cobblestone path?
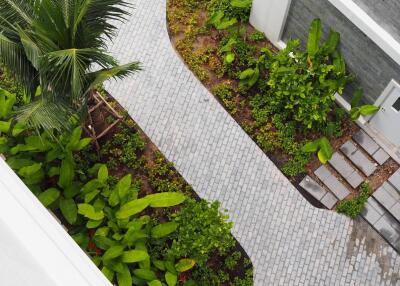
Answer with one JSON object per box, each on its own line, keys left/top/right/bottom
{"left": 105, "top": 1, "right": 400, "bottom": 284}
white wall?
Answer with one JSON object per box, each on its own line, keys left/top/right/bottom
{"left": 0, "top": 158, "right": 112, "bottom": 286}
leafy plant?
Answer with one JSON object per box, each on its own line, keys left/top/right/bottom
{"left": 169, "top": 199, "right": 235, "bottom": 266}
{"left": 266, "top": 19, "right": 353, "bottom": 129}
{"left": 337, "top": 182, "right": 370, "bottom": 218}
{"left": 208, "top": 10, "right": 238, "bottom": 30}
{"left": 0, "top": 0, "right": 140, "bottom": 132}
{"left": 302, "top": 137, "right": 333, "bottom": 164}
{"left": 349, "top": 89, "right": 379, "bottom": 120}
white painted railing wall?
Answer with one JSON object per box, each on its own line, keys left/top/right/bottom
{"left": 0, "top": 158, "right": 112, "bottom": 286}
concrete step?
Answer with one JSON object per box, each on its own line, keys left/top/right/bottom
{"left": 299, "top": 176, "right": 338, "bottom": 209}
{"left": 340, "top": 140, "right": 377, "bottom": 177}
{"left": 314, "top": 165, "right": 351, "bottom": 200}
{"left": 353, "top": 130, "right": 390, "bottom": 165}
{"left": 372, "top": 181, "right": 400, "bottom": 223}
{"left": 328, "top": 152, "right": 364, "bottom": 189}
{"left": 362, "top": 197, "right": 400, "bottom": 252}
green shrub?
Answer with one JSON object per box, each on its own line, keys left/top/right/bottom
{"left": 207, "top": 0, "right": 252, "bottom": 23}
{"left": 100, "top": 125, "right": 145, "bottom": 170}
{"left": 169, "top": 199, "right": 235, "bottom": 266}
{"left": 266, "top": 19, "right": 353, "bottom": 130}
{"left": 249, "top": 30, "right": 266, "bottom": 41}
{"left": 337, "top": 182, "right": 370, "bottom": 218}
{"left": 212, "top": 82, "right": 238, "bottom": 113}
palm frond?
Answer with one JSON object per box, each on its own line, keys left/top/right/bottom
{"left": 0, "top": 33, "right": 38, "bottom": 94}
{"left": 0, "top": 0, "right": 34, "bottom": 27}
{"left": 87, "top": 61, "right": 141, "bottom": 91}
{"left": 14, "top": 96, "right": 76, "bottom": 134}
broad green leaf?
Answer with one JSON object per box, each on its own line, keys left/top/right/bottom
{"left": 350, "top": 107, "right": 361, "bottom": 121}
{"left": 86, "top": 219, "right": 103, "bottom": 229}
{"left": 98, "top": 165, "right": 108, "bottom": 184}
{"left": 216, "top": 17, "right": 238, "bottom": 30}
{"left": 145, "top": 192, "right": 186, "bottom": 208}
{"left": 58, "top": 157, "right": 74, "bottom": 189}
{"left": 0, "top": 121, "right": 10, "bottom": 133}
{"left": 153, "top": 260, "right": 165, "bottom": 271}
{"left": 60, "top": 198, "right": 77, "bottom": 224}
{"left": 66, "top": 127, "right": 82, "bottom": 151}
{"left": 175, "top": 259, "right": 196, "bottom": 272}
{"left": 165, "top": 261, "right": 177, "bottom": 275}
{"left": 94, "top": 227, "right": 110, "bottom": 237}
{"left": 116, "top": 198, "right": 149, "bottom": 219}
{"left": 84, "top": 189, "right": 100, "bottom": 203}
{"left": 359, "top": 105, "right": 379, "bottom": 116}
{"left": 322, "top": 29, "right": 340, "bottom": 54}
{"left": 239, "top": 68, "right": 255, "bottom": 80}
{"left": 151, "top": 222, "right": 178, "bottom": 238}
{"left": 7, "top": 157, "right": 35, "bottom": 170}
{"left": 38, "top": 188, "right": 60, "bottom": 207}
{"left": 148, "top": 280, "right": 162, "bottom": 286}
{"left": 12, "top": 122, "right": 25, "bottom": 136}
{"left": 301, "top": 141, "right": 319, "bottom": 153}
{"left": 333, "top": 51, "right": 346, "bottom": 75}
{"left": 81, "top": 179, "right": 103, "bottom": 194}
{"left": 121, "top": 250, "right": 149, "bottom": 263}
{"left": 101, "top": 266, "right": 114, "bottom": 282}
{"left": 351, "top": 89, "right": 363, "bottom": 108}
{"left": 165, "top": 272, "right": 177, "bottom": 286}
{"left": 224, "top": 52, "right": 235, "bottom": 64}
{"left": 307, "top": 18, "right": 322, "bottom": 57}
{"left": 133, "top": 269, "right": 157, "bottom": 281}
{"left": 72, "top": 232, "right": 89, "bottom": 249}
{"left": 220, "top": 38, "right": 237, "bottom": 53}
{"left": 102, "top": 245, "right": 124, "bottom": 261}
{"left": 78, "top": 203, "right": 104, "bottom": 220}
{"left": 117, "top": 174, "right": 132, "bottom": 199}
{"left": 318, "top": 137, "right": 333, "bottom": 164}
{"left": 93, "top": 236, "right": 117, "bottom": 250}
{"left": 117, "top": 264, "right": 132, "bottom": 286}
{"left": 0, "top": 89, "right": 16, "bottom": 119}
{"left": 18, "top": 163, "right": 42, "bottom": 177}
{"left": 230, "top": 0, "right": 252, "bottom": 8}
{"left": 207, "top": 10, "right": 224, "bottom": 26}
{"left": 75, "top": 138, "right": 92, "bottom": 151}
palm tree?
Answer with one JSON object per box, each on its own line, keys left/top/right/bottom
{"left": 0, "top": 0, "right": 140, "bottom": 133}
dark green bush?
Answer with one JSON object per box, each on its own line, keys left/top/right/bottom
{"left": 169, "top": 199, "right": 235, "bottom": 266}
{"left": 337, "top": 182, "right": 370, "bottom": 218}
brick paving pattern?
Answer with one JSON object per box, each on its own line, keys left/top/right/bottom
{"left": 105, "top": 1, "right": 400, "bottom": 284}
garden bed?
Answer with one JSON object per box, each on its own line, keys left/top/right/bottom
{"left": 0, "top": 77, "right": 253, "bottom": 285}
{"left": 167, "top": 0, "right": 399, "bottom": 209}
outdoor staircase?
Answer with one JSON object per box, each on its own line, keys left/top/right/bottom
{"left": 300, "top": 130, "right": 400, "bottom": 252}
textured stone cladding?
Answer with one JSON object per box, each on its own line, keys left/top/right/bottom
{"left": 353, "top": 0, "right": 400, "bottom": 43}
{"left": 282, "top": 0, "right": 400, "bottom": 104}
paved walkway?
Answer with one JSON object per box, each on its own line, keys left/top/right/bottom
{"left": 105, "top": 1, "right": 400, "bottom": 284}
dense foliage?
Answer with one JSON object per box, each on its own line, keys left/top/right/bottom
{"left": 337, "top": 182, "right": 371, "bottom": 218}
{"left": 0, "top": 87, "right": 253, "bottom": 285}
{"left": 0, "top": 0, "right": 140, "bottom": 132}
{"left": 168, "top": 0, "right": 379, "bottom": 177}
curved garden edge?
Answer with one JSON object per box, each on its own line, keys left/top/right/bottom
{"left": 165, "top": 0, "right": 399, "bottom": 214}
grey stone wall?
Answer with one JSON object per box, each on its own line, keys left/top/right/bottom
{"left": 282, "top": 0, "right": 400, "bottom": 104}
{"left": 353, "top": 0, "right": 400, "bottom": 43}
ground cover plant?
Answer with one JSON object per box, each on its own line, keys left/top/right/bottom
{"left": 167, "top": 0, "right": 397, "bottom": 212}
{"left": 0, "top": 86, "right": 253, "bottom": 286}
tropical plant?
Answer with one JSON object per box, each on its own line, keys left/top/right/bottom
{"left": 302, "top": 137, "right": 333, "bottom": 164}
{"left": 266, "top": 19, "right": 353, "bottom": 129}
{"left": 0, "top": 0, "right": 140, "bottom": 133}
{"left": 349, "top": 89, "right": 379, "bottom": 121}
{"left": 337, "top": 182, "right": 370, "bottom": 218}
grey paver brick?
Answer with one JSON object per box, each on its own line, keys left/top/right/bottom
{"left": 104, "top": 1, "right": 400, "bottom": 284}
{"left": 374, "top": 214, "right": 400, "bottom": 251}
{"left": 329, "top": 152, "right": 355, "bottom": 178}
{"left": 353, "top": 130, "right": 380, "bottom": 156}
{"left": 373, "top": 186, "right": 397, "bottom": 210}
{"left": 320, "top": 192, "right": 338, "bottom": 210}
{"left": 323, "top": 174, "right": 351, "bottom": 200}
{"left": 388, "top": 169, "right": 400, "bottom": 192}
{"left": 340, "top": 141, "right": 376, "bottom": 176}
{"left": 390, "top": 202, "right": 400, "bottom": 222}
{"left": 346, "top": 171, "right": 364, "bottom": 189}
{"left": 314, "top": 165, "right": 331, "bottom": 182}
{"left": 372, "top": 148, "right": 390, "bottom": 165}
{"left": 300, "top": 176, "right": 327, "bottom": 201}
{"left": 362, "top": 198, "right": 384, "bottom": 225}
